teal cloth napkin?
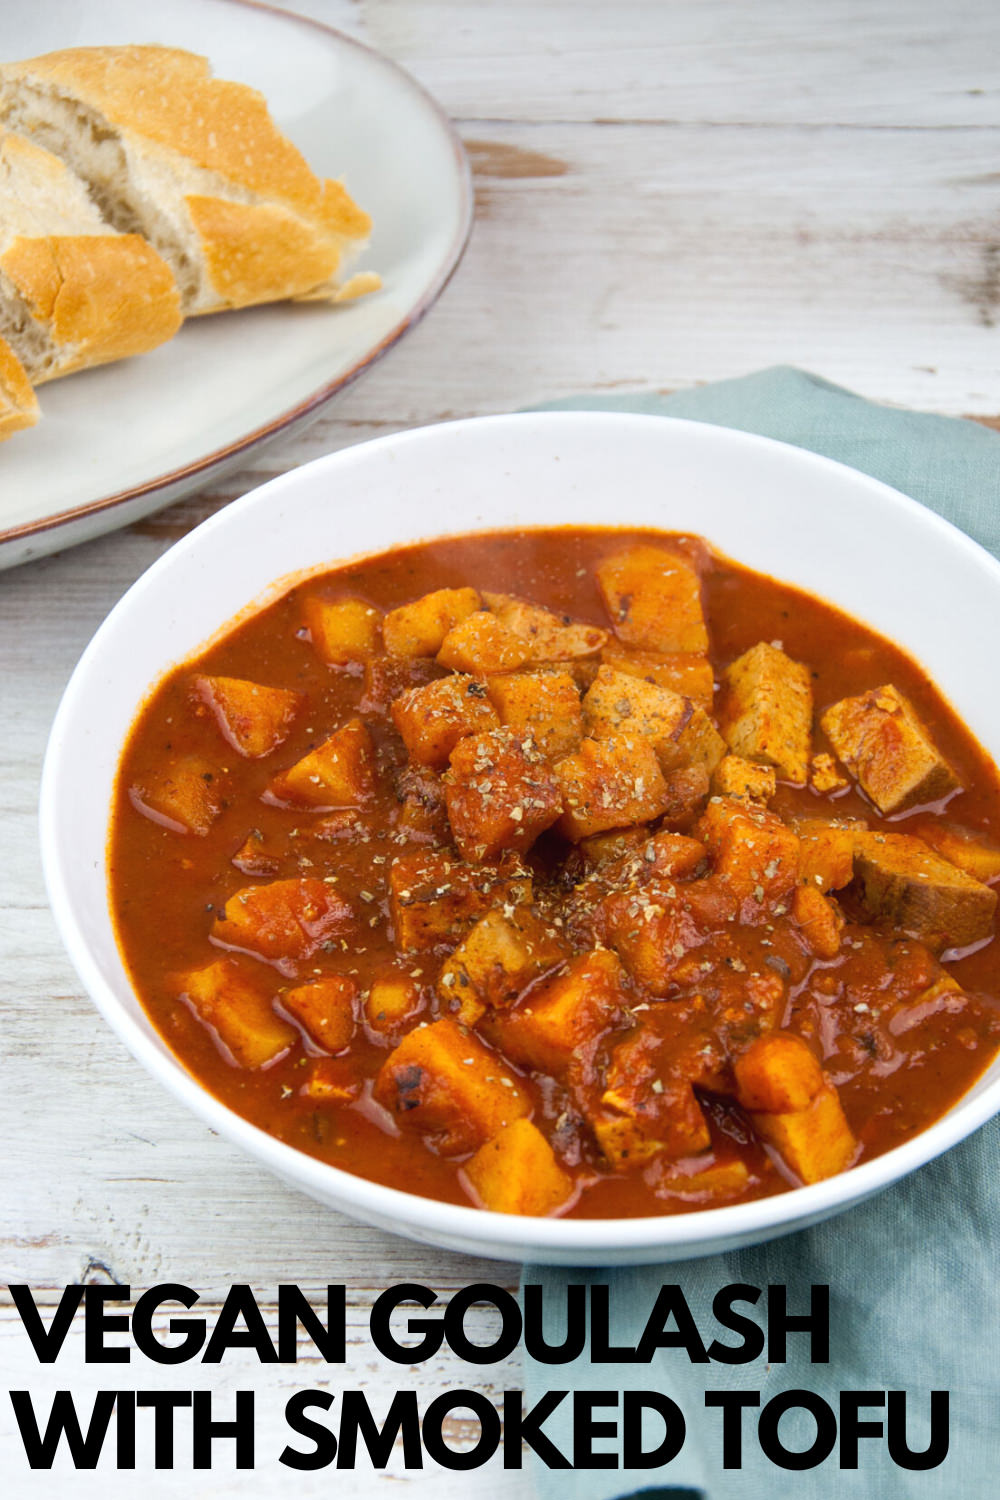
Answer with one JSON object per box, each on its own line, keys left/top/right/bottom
{"left": 520, "top": 368, "right": 1000, "bottom": 1500}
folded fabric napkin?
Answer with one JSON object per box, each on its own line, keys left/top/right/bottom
{"left": 520, "top": 367, "right": 1000, "bottom": 1500}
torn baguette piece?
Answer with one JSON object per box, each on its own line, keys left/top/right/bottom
{"left": 0, "top": 333, "right": 38, "bottom": 439}
{"left": 0, "top": 46, "right": 377, "bottom": 315}
{"left": 0, "top": 130, "right": 181, "bottom": 383}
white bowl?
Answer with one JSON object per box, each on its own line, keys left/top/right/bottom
{"left": 40, "top": 412, "right": 1000, "bottom": 1264}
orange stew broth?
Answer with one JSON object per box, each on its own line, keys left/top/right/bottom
{"left": 109, "top": 529, "right": 1000, "bottom": 1217}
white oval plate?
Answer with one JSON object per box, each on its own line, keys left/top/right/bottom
{"left": 40, "top": 413, "right": 1000, "bottom": 1264}
{"left": 0, "top": 0, "right": 472, "bottom": 569}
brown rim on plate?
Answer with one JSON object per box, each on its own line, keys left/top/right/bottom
{"left": 0, "top": 0, "right": 474, "bottom": 549}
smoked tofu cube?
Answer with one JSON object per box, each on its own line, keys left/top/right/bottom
{"left": 304, "top": 596, "right": 381, "bottom": 665}
{"left": 487, "top": 950, "right": 626, "bottom": 1079}
{"left": 487, "top": 669, "right": 583, "bottom": 759}
{"left": 388, "top": 848, "right": 532, "bottom": 953}
{"left": 131, "top": 755, "right": 229, "bottom": 836}
{"left": 176, "top": 959, "right": 296, "bottom": 1069}
{"left": 382, "top": 587, "right": 482, "bottom": 657}
{"left": 437, "top": 612, "right": 531, "bottom": 674}
{"left": 735, "top": 1034, "right": 856, "bottom": 1185}
{"left": 193, "top": 675, "right": 302, "bottom": 758}
{"left": 593, "top": 1078, "right": 711, "bottom": 1169}
{"left": 583, "top": 667, "right": 725, "bottom": 774}
{"left": 697, "top": 797, "right": 800, "bottom": 906}
{"left": 282, "top": 975, "right": 357, "bottom": 1052}
{"left": 364, "top": 969, "right": 426, "bottom": 1041}
{"left": 392, "top": 675, "right": 499, "bottom": 769}
{"left": 601, "top": 643, "right": 714, "bottom": 709}
{"left": 810, "top": 752, "right": 849, "bottom": 795}
{"left": 711, "top": 754, "right": 777, "bottom": 805}
{"left": 372, "top": 1017, "right": 530, "bottom": 1155}
{"left": 463, "top": 1119, "right": 574, "bottom": 1215}
{"left": 791, "top": 884, "right": 845, "bottom": 959}
{"left": 554, "top": 734, "right": 671, "bottom": 840}
{"left": 794, "top": 817, "right": 864, "bottom": 892}
{"left": 821, "top": 684, "right": 959, "bottom": 814}
{"left": 596, "top": 545, "right": 709, "bottom": 654}
{"left": 719, "top": 642, "right": 812, "bottom": 785}
{"left": 852, "top": 831, "right": 997, "bottom": 949}
{"left": 445, "top": 728, "right": 563, "bottom": 861}
{"left": 482, "top": 592, "right": 607, "bottom": 662}
{"left": 269, "top": 719, "right": 375, "bottom": 807}
{"left": 212, "top": 878, "right": 354, "bottom": 963}
{"left": 437, "top": 908, "right": 568, "bottom": 1024}
{"left": 913, "top": 821, "right": 1000, "bottom": 885}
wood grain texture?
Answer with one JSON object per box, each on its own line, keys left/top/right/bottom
{"left": 3, "top": 1, "right": 1000, "bottom": 1494}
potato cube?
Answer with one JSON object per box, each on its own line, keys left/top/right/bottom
{"left": 305, "top": 596, "right": 381, "bottom": 665}
{"left": 794, "top": 817, "right": 864, "bottom": 892}
{"left": 437, "top": 908, "right": 567, "bottom": 1024}
{"left": 660, "top": 764, "right": 712, "bottom": 830}
{"left": 269, "top": 718, "right": 375, "bottom": 807}
{"left": 583, "top": 666, "right": 725, "bottom": 774}
{"left": 372, "top": 1018, "right": 530, "bottom": 1155}
{"left": 734, "top": 1032, "right": 825, "bottom": 1114}
{"left": 601, "top": 643, "right": 714, "bottom": 709}
{"left": 176, "top": 959, "right": 296, "bottom": 1069}
{"left": 131, "top": 754, "right": 228, "bottom": 836}
{"left": 913, "top": 820, "right": 1000, "bottom": 885}
{"left": 791, "top": 884, "right": 844, "bottom": 959}
{"left": 711, "top": 755, "right": 776, "bottom": 805}
{"left": 193, "top": 675, "right": 302, "bottom": 758}
{"left": 231, "top": 829, "right": 281, "bottom": 876}
{"left": 282, "top": 975, "right": 357, "bottom": 1052}
{"left": 483, "top": 592, "right": 607, "bottom": 662}
{"left": 445, "top": 728, "right": 563, "bottom": 861}
{"left": 301, "top": 1058, "right": 361, "bottom": 1104}
{"left": 463, "top": 1119, "right": 574, "bottom": 1215}
{"left": 810, "top": 752, "right": 849, "bottom": 795}
{"left": 487, "top": 669, "right": 583, "bottom": 759}
{"left": 853, "top": 831, "right": 997, "bottom": 949}
{"left": 593, "top": 1078, "right": 711, "bottom": 1169}
{"left": 596, "top": 545, "right": 709, "bottom": 653}
{"left": 212, "top": 878, "right": 354, "bottom": 963}
{"left": 554, "top": 734, "right": 671, "bottom": 840}
{"left": 364, "top": 969, "right": 426, "bottom": 1041}
{"left": 651, "top": 1158, "right": 752, "bottom": 1203}
{"left": 697, "top": 797, "right": 800, "bottom": 905}
{"left": 437, "top": 612, "right": 531, "bottom": 674}
{"left": 821, "top": 684, "right": 959, "bottom": 814}
{"left": 382, "top": 587, "right": 482, "bottom": 657}
{"left": 735, "top": 1033, "right": 856, "bottom": 1185}
{"left": 719, "top": 642, "right": 812, "bottom": 785}
{"left": 392, "top": 675, "right": 499, "bottom": 769}
{"left": 388, "top": 849, "right": 532, "bottom": 953}
{"left": 487, "top": 950, "right": 626, "bottom": 1079}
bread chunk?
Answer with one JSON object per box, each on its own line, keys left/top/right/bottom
{"left": 821, "top": 684, "right": 959, "bottom": 814}
{"left": 463, "top": 1119, "right": 573, "bottom": 1216}
{"left": 583, "top": 666, "right": 725, "bottom": 775}
{"left": 596, "top": 545, "right": 709, "bottom": 653}
{"left": 719, "top": 642, "right": 812, "bottom": 785}
{"left": 0, "top": 333, "right": 37, "bottom": 439}
{"left": 852, "top": 831, "right": 997, "bottom": 949}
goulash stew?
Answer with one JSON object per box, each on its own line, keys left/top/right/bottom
{"left": 109, "top": 531, "right": 1000, "bottom": 1217}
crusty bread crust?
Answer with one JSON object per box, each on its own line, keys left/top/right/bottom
{"left": 0, "top": 334, "right": 38, "bottom": 438}
{"left": 184, "top": 195, "right": 342, "bottom": 313}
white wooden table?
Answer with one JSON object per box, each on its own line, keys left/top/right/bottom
{"left": 3, "top": 1, "right": 998, "bottom": 1493}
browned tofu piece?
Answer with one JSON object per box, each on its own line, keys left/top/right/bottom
{"left": 719, "top": 642, "right": 812, "bottom": 785}
{"left": 193, "top": 675, "right": 302, "bottom": 758}
{"left": 594, "top": 1079, "right": 711, "bottom": 1170}
{"left": 697, "top": 797, "right": 800, "bottom": 905}
{"left": 791, "top": 884, "right": 844, "bottom": 960}
{"left": 912, "top": 821, "right": 1000, "bottom": 885}
{"left": 821, "top": 684, "right": 959, "bottom": 814}
{"left": 392, "top": 675, "right": 499, "bottom": 769}
{"left": 212, "top": 878, "right": 354, "bottom": 963}
{"left": 810, "top": 752, "right": 849, "bottom": 795}
{"left": 437, "top": 908, "right": 567, "bottom": 1025}
{"left": 364, "top": 969, "right": 426, "bottom": 1042}
{"left": 282, "top": 976, "right": 357, "bottom": 1052}
{"left": 596, "top": 545, "right": 709, "bottom": 653}
{"left": 734, "top": 1033, "right": 856, "bottom": 1185}
{"left": 852, "top": 832, "right": 997, "bottom": 949}
{"left": 487, "top": 669, "right": 583, "bottom": 759}
{"left": 304, "top": 596, "right": 381, "bottom": 665}
{"left": 372, "top": 1017, "right": 530, "bottom": 1155}
{"left": 131, "top": 754, "right": 228, "bottom": 836}
{"left": 445, "top": 728, "right": 563, "bottom": 861}
{"left": 388, "top": 848, "right": 532, "bottom": 952}
{"left": 711, "top": 754, "right": 777, "bottom": 805}
{"left": 437, "top": 612, "right": 531, "bottom": 674}
{"left": 382, "top": 587, "right": 482, "bottom": 658}
{"left": 482, "top": 592, "right": 607, "bottom": 662}
{"left": 175, "top": 959, "right": 296, "bottom": 1069}
{"left": 488, "top": 950, "right": 627, "bottom": 1079}
{"left": 601, "top": 642, "right": 714, "bottom": 709}
{"left": 463, "top": 1119, "right": 574, "bottom": 1215}
{"left": 269, "top": 719, "right": 375, "bottom": 808}
{"left": 554, "top": 734, "right": 671, "bottom": 840}
{"left": 583, "top": 666, "right": 725, "bottom": 775}
{"left": 794, "top": 817, "right": 864, "bottom": 892}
